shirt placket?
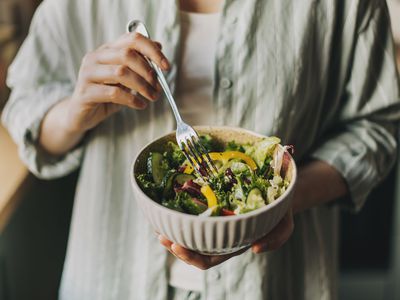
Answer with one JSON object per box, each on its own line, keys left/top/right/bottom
{"left": 213, "top": 2, "right": 239, "bottom": 128}
{"left": 203, "top": 5, "right": 241, "bottom": 300}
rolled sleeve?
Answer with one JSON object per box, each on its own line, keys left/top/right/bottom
{"left": 1, "top": 1, "right": 83, "bottom": 179}
{"left": 312, "top": 119, "right": 397, "bottom": 212}
{"left": 311, "top": 1, "right": 400, "bottom": 212}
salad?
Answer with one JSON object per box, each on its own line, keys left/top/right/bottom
{"left": 136, "top": 135, "right": 291, "bottom": 216}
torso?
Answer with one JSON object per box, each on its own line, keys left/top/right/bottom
{"left": 54, "top": 0, "right": 361, "bottom": 298}
{"left": 168, "top": 9, "right": 222, "bottom": 291}
{"left": 179, "top": 0, "right": 224, "bottom": 13}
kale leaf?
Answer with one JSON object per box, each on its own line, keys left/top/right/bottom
{"left": 137, "top": 173, "right": 162, "bottom": 202}
{"left": 164, "top": 141, "right": 186, "bottom": 168}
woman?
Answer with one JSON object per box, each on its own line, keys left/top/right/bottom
{"left": 2, "top": 0, "right": 399, "bottom": 299}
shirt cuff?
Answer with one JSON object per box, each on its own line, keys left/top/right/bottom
{"left": 2, "top": 84, "right": 83, "bottom": 179}
{"left": 309, "top": 135, "right": 392, "bottom": 213}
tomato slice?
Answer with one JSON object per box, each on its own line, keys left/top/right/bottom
{"left": 221, "top": 208, "right": 235, "bottom": 216}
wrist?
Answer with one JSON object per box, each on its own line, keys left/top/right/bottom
{"left": 289, "top": 159, "right": 349, "bottom": 215}
{"left": 62, "top": 97, "right": 87, "bottom": 137}
{"left": 38, "top": 96, "right": 87, "bottom": 156}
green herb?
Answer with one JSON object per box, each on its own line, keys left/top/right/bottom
{"left": 226, "top": 141, "right": 245, "bottom": 152}
{"left": 136, "top": 136, "right": 288, "bottom": 216}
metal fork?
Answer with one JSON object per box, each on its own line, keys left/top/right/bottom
{"left": 127, "top": 20, "right": 218, "bottom": 180}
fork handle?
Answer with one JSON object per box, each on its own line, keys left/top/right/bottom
{"left": 127, "top": 20, "right": 183, "bottom": 124}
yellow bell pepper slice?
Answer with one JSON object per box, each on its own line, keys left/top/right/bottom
{"left": 201, "top": 185, "right": 218, "bottom": 208}
{"left": 183, "top": 151, "right": 257, "bottom": 174}
{"left": 183, "top": 165, "right": 193, "bottom": 174}
{"left": 209, "top": 151, "right": 258, "bottom": 170}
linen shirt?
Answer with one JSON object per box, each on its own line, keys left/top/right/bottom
{"left": 2, "top": 0, "right": 400, "bottom": 299}
{"left": 168, "top": 10, "right": 221, "bottom": 292}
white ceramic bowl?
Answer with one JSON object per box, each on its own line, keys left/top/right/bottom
{"left": 131, "top": 126, "right": 297, "bottom": 255}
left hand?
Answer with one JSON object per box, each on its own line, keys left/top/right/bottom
{"left": 158, "top": 208, "right": 294, "bottom": 270}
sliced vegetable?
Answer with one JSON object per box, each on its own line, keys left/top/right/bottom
{"left": 221, "top": 208, "right": 235, "bottom": 216}
{"left": 244, "top": 137, "right": 280, "bottom": 168}
{"left": 181, "top": 195, "right": 208, "bottom": 215}
{"left": 183, "top": 164, "right": 193, "bottom": 174}
{"left": 164, "top": 173, "right": 198, "bottom": 199}
{"left": 162, "top": 171, "right": 177, "bottom": 199}
{"left": 180, "top": 179, "right": 202, "bottom": 196}
{"left": 147, "top": 152, "right": 167, "bottom": 185}
{"left": 137, "top": 136, "right": 290, "bottom": 216}
{"left": 183, "top": 151, "right": 257, "bottom": 174}
{"left": 234, "top": 187, "right": 266, "bottom": 214}
{"left": 175, "top": 174, "right": 196, "bottom": 185}
{"left": 247, "top": 188, "right": 265, "bottom": 205}
{"left": 200, "top": 185, "right": 218, "bottom": 208}
{"left": 209, "top": 151, "right": 258, "bottom": 170}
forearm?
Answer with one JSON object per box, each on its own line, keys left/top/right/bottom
{"left": 39, "top": 97, "right": 85, "bottom": 156}
{"left": 292, "top": 160, "right": 349, "bottom": 214}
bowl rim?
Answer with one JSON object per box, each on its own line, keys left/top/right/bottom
{"left": 130, "top": 125, "right": 297, "bottom": 222}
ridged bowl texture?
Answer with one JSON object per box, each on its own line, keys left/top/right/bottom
{"left": 131, "top": 126, "right": 297, "bottom": 255}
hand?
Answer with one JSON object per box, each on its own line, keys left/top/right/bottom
{"left": 66, "top": 32, "right": 170, "bottom": 134}
{"left": 158, "top": 208, "right": 294, "bottom": 270}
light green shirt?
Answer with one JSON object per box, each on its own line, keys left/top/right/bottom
{"left": 2, "top": 0, "right": 400, "bottom": 299}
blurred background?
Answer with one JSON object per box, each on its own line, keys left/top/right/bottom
{"left": 0, "top": 1, "right": 400, "bottom": 299}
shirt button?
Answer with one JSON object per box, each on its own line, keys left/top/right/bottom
{"left": 188, "top": 292, "right": 201, "bottom": 300}
{"left": 209, "top": 270, "right": 221, "bottom": 281}
{"left": 220, "top": 77, "right": 233, "bottom": 89}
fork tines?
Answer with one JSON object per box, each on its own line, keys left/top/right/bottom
{"left": 180, "top": 136, "right": 218, "bottom": 181}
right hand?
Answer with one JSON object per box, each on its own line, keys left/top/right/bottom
{"left": 66, "top": 32, "right": 170, "bottom": 133}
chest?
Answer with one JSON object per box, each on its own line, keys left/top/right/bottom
{"left": 66, "top": 0, "right": 343, "bottom": 154}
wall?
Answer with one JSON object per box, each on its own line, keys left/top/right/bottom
{"left": 0, "top": 172, "right": 77, "bottom": 300}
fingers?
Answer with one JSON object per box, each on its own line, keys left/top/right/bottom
{"left": 94, "top": 47, "right": 161, "bottom": 90}
{"left": 158, "top": 235, "right": 246, "bottom": 270}
{"left": 80, "top": 38, "right": 166, "bottom": 101}
{"left": 157, "top": 208, "right": 294, "bottom": 269}
{"left": 154, "top": 41, "right": 162, "bottom": 50}
{"left": 252, "top": 208, "right": 294, "bottom": 254}
{"left": 78, "top": 83, "right": 147, "bottom": 109}
{"left": 158, "top": 235, "right": 173, "bottom": 248}
{"left": 83, "top": 64, "right": 160, "bottom": 101}
{"left": 111, "top": 33, "right": 170, "bottom": 71}
{"left": 77, "top": 33, "right": 168, "bottom": 109}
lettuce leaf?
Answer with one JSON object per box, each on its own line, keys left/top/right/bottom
{"left": 244, "top": 137, "right": 281, "bottom": 168}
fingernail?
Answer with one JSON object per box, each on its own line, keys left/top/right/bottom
{"left": 135, "top": 100, "right": 147, "bottom": 110}
{"left": 252, "top": 245, "right": 265, "bottom": 254}
{"left": 161, "top": 58, "right": 170, "bottom": 70}
{"left": 150, "top": 90, "right": 160, "bottom": 101}
{"left": 158, "top": 235, "right": 168, "bottom": 246}
{"left": 171, "top": 244, "right": 178, "bottom": 252}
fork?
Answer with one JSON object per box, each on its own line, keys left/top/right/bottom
{"left": 127, "top": 20, "right": 218, "bottom": 181}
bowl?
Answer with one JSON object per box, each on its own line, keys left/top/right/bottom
{"left": 130, "top": 126, "right": 297, "bottom": 255}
